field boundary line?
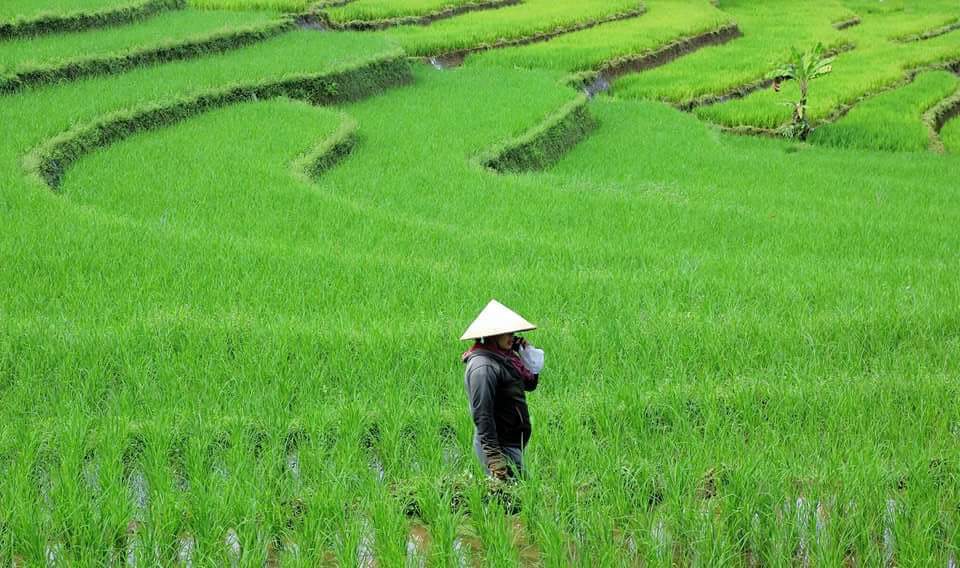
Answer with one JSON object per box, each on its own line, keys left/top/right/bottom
{"left": 816, "top": 58, "right": 960, "bottom": 131}
{"left": 679, "top": 42, "right": 855, "bottom": 112}
{"left": 0, "top": 19, "right": 294, "bottom": 95}
{"left": 477, "top": 94, "right": 597, "bottom": 173}
{"left": 0, "top": 0, "right": 183, "bottom": 40}
{"left": 893, "top": 18, "right": 960, "bottom": 43}
{"left": 292, "top": 114, "right": 358, "bottom": 181}
{"left": 572, "top": 23, "right": 741, "bottom": 95}
{"left": 307, "top": 0, "right": 520, "bottom": 31}
{"left": 22, "top": 54, "right": 412, "bottom": 190}
{"left": 923, "top": 85, "right": 960, "bottom": 153}
{"left": 708, "top": 58, "right": 960, "bottom": 146}
{"left": 421, "top": 5, "right": 647, "bottom": 62}
{"left": 832, "top": 16, "right": 860, "bottom": 30}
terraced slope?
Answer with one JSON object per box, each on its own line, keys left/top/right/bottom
{"left": 4, "top": 0, "right": 960, "bottom": 565}
{"left": 379, "top": 0, "right": 643, "bottom": 57}
{"left": 0, "top": 9, "right": 286, "bottom": 92}
{"left": 694, "top": 3, "right": 960, "bottom": 132}
{"left": 0, "top": 0, "right": 180, "bottom": 38}
{"left": 612, "top": 0, "right": 854, "bottom": 106}
{"left": 944, "top": 115, "right": 960, "bottom": 153}
{"left": 466, "top": 0, "right": 736, "bottom": 76}
{"left": 810, "top": 70, "right": 960, "bottom": 152}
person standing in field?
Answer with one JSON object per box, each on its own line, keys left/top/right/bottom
{"left": 461, "top": 300, "right": 545, "bottom": 481}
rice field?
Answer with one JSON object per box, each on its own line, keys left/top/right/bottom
{"left": 3, "top": 0, "right": 960, "bottom": 565}
{"left": 944, "top": 116, "right": 960, "bottom": 153}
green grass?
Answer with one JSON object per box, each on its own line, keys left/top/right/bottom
{"left": 0, "top": 9, "right": 278, "bottom": 80}
{"left": 694, "top": 10, "right": 960, "bottom": 128}
{"left": 944, "top": 114, "right": 960, "bottom": 153}
{"left": 323, "top": 0, "right": 496, "bottom": 24}
{"left": 4, "top": 1, "right": 960, "bottom": 564}
{"left": 810, "top": 70, "right": 959, "bottom": 151}
{"left": 0, "top": 0, "right": 156, "bottom": 20}
{"left": 380, "top": 0, "right": 641, "bottom": 56}
{"left": 466, "top": 0, "right": 733, "bottom": 74}
{"left": 613, "top": 0, "right": 852, "bottom": 104}
{"left": 188, "top": 0, "right": 308, "bottom": 10}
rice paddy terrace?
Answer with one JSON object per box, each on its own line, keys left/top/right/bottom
{"left": 2, "top": 0, "right": 960, "bottom": 564}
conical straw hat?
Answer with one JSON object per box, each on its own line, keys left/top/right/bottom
{"left": 460, "top": 299, "right": 536, "bottom": 341}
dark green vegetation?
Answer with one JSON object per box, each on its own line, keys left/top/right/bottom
{"left": 2, "top": 0, "right": 960, "bottom": 564}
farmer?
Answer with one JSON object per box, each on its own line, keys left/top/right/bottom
{"left": 461, "top": 300, "right": 545, "bottom": 481}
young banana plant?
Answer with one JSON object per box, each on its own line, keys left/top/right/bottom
{"left": 769, "top": 42, "right": 835, "bottom": 140}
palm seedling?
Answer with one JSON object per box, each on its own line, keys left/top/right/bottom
{"left": 770, "top": 43, "right": 834, "bottom": 140}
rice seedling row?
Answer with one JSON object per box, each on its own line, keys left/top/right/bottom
{"left": 809, "top": 70, "right": 960, "bottom": 152}
{"left": 0, "top": 0, "right": 183, "bottom": 39}
{"left": 318, "top": 0, "right": 518, "bottom": 30}
{"left": 695, "top": 12, "right": 960, "bottom": 133}
{"left": 942, "top": 114, "right": 960, "bottom": 153}
{"left": 612, "top": 0, "right": 854, "bottom": 105}
{"left": 378, "top": 0, "right": 643, "bottom": 58}
{"left": 0, "top": 9, "right": 289, "bottom": 93}
{"left": 466, "top": 0, "right": 736, "bottom": 77}
{"left": 4, "top": 0, "right": 960, "bottom": 564}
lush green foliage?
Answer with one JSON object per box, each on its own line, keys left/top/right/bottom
{"left": 811, "top": 70, "right": 959, "bottom": 151}
{"left": 0, "top": 0, "right": 153, "bottom": 20}
{"left": 0, "top": 9, "right": 278, "bottom": 81}
{"left": 943, "top": 115, "right": 960, "bottom": 153}
{"left": 613, "top": 0, "right": 852, "bottom": 104}
{"left": 3, "top": 0, "right": 960, "bottom": 564}
{"left": 380, "top": 0, "right": 640, "bottom": 56}
{"left": 188, "top": 0, "right": 308, "bottom": 11}
{"left": 324, "top": 0, "right": 493, "bottom": 24}
{"left": 696, "top": 7, "right": 960, "bottom": 130}
{"left": 467, "top": 0, "right": 732, "bottom": 73}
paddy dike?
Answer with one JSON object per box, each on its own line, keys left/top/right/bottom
{"left": 579, "top": 23, "right": 742, "bottom": 97}
{"left": 420, "top": 6, "right": 647, "bottom": 68}
{"left": 678, "top": 42, "right": 856, "bottom": 112}
{"left": 25, "top": 55, "right": 411, "bottom": 190}
{"left": 0, "top": 19, "right": 294, "bottom": 95}
{"left": 832, "top": 16, "right": 861, "bottom": 30}
{"left": 315, "top": 0, "right": 520, "bottom": 31}
{"left": 0, "top": 0, "right": 183, "bottom": 39}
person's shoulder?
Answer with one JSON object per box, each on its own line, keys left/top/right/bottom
{"left": 466, "top": 353, "right": 502, "bottom": 376}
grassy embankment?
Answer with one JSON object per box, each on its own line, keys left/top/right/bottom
{"left": 810, "top": 70, "right": 959, "bottom": 151}
{"left": 322, "top": 0, "right": 510, "bottom": 25}
{"left": 612, "top": 0, "right": 854, "bottom": 106}
{"left": 694, "top": 2, "right": 960, "bottom": 135}
{"left": 943, "top": 115, "right": 960, "bottom": 153}
{"left": 466, "top": 0, "right": 734, "bottom": 75}
{"left": 0, "top": 9, "right": 284, "bottom": 90}
{"left": 379, "top": 0, "right": 642, "bottom": 56}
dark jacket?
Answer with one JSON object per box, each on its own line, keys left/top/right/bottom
{"left": 463, "top": 349, "right": 538, "bottom": 462}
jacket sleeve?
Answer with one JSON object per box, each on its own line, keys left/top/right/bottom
{"left": 523, "top": 374, "right": 539, "bottom": 392}
{"left": 466, "top": 363, "right": 506, "bottom": 473}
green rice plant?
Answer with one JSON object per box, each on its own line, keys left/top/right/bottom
{"left": 4, "top": 1, "right": 960, "bottom": 562}
{"left": 0, "top": 0, "right": 182, "bottom": 38}
{"left": 381, "top": 0, "right": 642, "bottom": 56}
{"left": 466, "top": 0, "right": 734, "bottom": 74}
{"left": 695, "top": 11, "right": 960, "bottom": 129}
{"left": 0, "top": 9, "right": 284, "bottom": 92}
{"left": 943, "top": 115, "right": 960, "bottom": 153}
{"left": 322, "top": 0, "right": 506, "bottom": 25}
{"left": 613, "top": 0, "right": 852, "bottom": 104}
{"left": 188, "top": 0, "right": 310, "bottom": 11}
{"left": 810, "top": 70, "right": 959, "bottom": 151}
